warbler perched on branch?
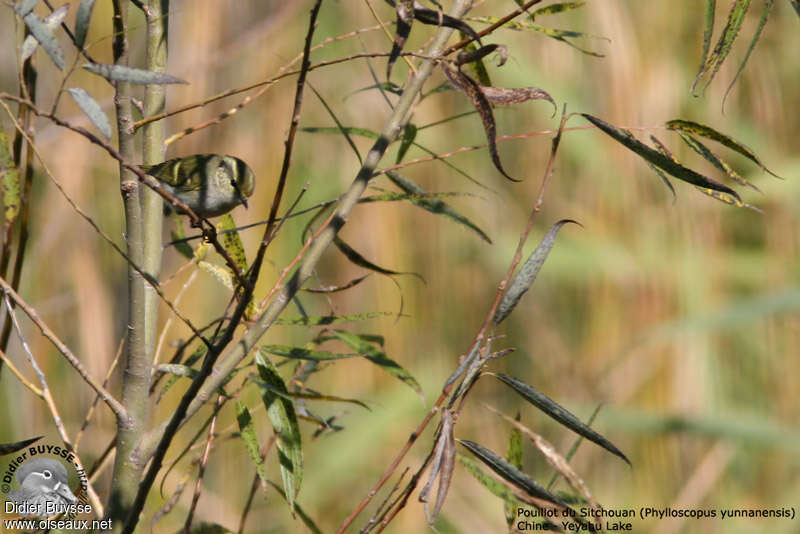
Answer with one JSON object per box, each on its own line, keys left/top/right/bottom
{"left": 142, "top": 154, "right": 255, "bottom": 218}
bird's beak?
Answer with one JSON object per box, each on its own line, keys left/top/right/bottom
{"left": 53, "top": 481, "right": 79, "bottom": 504}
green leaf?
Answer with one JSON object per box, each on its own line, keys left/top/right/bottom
{"left": 493, "top": 373, "right": 630, "bottom": 465}
{"left": 692, "top": 0, "right": 717, "bottom": 95}
{"left": 169, "top": 214, "right": 194, "bottom": 259}
{"left": 260, "top": 345, "right": 360, "bottom": 361}
{"left": 83, "top": 63, "right": 188, "bottom": 85}
{"left": 21, "top": 11, "right": 64, "bottom": 69}
{"left": 697, "top": 0, "right": 753, "bottom": 91}
{"left": 0, "top": 130, "right": 21, "bottom": 231}
{"left": 582, "top": 113, "right": 742, "bottom": 200}
{"left": 274, "top": 311, "right": 392, "bottom": 326}
{"left": 331, "top": 330, "right": 422, "bottom": 396}
{"left": 198, "top": 261, "right": 235, "bottom": 290}
{"left": 494, "top": 220, "right": 577, "bottom": 325}
{"left": 532, "top": 2, "right": 586, "bottom": 18}
{"left": 505, "top": 414, "right": 523, "bottom": 527}
{"left": 676, "top": 131, "right": 760, "bottom": 192}
{"left": 68, "top": 88, "right": 112, "bottom": 140}
{"left": 236, "top": 402, "right": 270, "bottom": 498}
{"left": 457, "top": 453, "right": 520, "bottom": 507}
{"left": 386, "top": 171, "right": 492, "bottom": 243}
{"left": 458, "top": 439, "right": 568, "bottom": 507}
{"left": 460, "top": 36, "right": 493, "bottom": 87}
{"left": 74, "top": 0, "right": 96, "bottom": 49}
{"left": 255, "top": 352, "right": 303, "bottom": 513}
{"left": 790, "top": 0, "right": 800, "bottom": 16}
{"left": 396, "top": 122, "right": 417, "bottom": 164}
{"left": 723, "top": 0, "right": 775, "bottom": 107}
{"left": 265, "top": 481, "right": 323, "bottom": 534}
{"left": 665, "top": 119, "right": 778, "bottom": 177}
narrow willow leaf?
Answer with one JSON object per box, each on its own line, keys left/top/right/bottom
{"left": 505, "top": 413, "right": 523, "bottom": 528}
{"left": 386, "top": 171, "right": 492, "bottom": 243}
{"left": 198, "top": 261, "right": 234, "bottom": 290}
{"left": 333, "top": 235, "right": 423, "bottom": 280}
{"left": 532, "top": 2, "right": 586, "bottom": 18}
{"left": 169, "top": 213, "right": 194, "bottom": 259}
{"left": 488, "top": 406, "right": 596, "bottom": 508}
{"left": 68, "top": 88, "right": 112, "bottom": 140}
{"left": 0, "top": 130, "right": 21, "bottom": 230}
{"left": 302, "top": 126, "right": 378, "bottom": 138}
{"left": 74, "top": 0, "right": 96, "bottom": 49}
{"left": 790, "top": 0, "right": 800, "bottom": 16}
{"left": 274, "top": 311, "right": 392, "bottom": 326}
{"left": 236, "top": 402, "right": 270, "bottom": 497}
{"left": 83, "top": 62, "right": 188, "bottom": 85}
{"left": 0, "top": 435, "right": 42, "bottom": 456}
{"left": 265, "top": 481, "right": 323, "bottom": 534}
{"left": 156, "top": 345, "right": 207, "bottom": 403}
{"left": 441, "top": 63, "right": 518, "bottom": 181}
{"left": 414, "top": 7, "right": 481, "bottom": 44}
{"left": 677, "top": 132, "right": 760, "bottom": 192}
{"left": 665, "top": 119, "right": 778, "bottom": 177}
{"left": 387, "top": 0, "right": 413, "bottom": 80}
{"left": 494, "top": 219, "right": 577, "bottom": 325}
{"left": 261, "top": 345, "right": 360, "bottom": 361}
{"left": 420, "top": 411, "right": 455, "bottom": 524}
{"left": 217, "top": 214, "right": 248, "bottom": 271}
{"left": 255, "top": 352, "right": 303, "bottom": 513}
{"left": 21, "top": 4, "right": 67, "bottom": 62}
{"left": 21, "top": 12, "right": 64, "bottom": 69}
{"left": 582, "top": 114, "right": 742, "bottom": 200}
{"left": 344, "top": 81, "right": 404, "bottom": 100}
{"left": 645, "top": 136, "right": 677, "bottom": 202}
{"left": 493, "top": 373, "right": 631, "bottom": 465}
{"left": 15, "top": 0, "right": 40, "bottom": 17}
{"left": 303, "top": 275, "right": 371, "bottom": 294}
{"left": 525, "top": 24, "right": 604, "bottom": 57}
{"left": 458, "top": 39, "right": 493, "bottom": 87}
{"left": 701, "top": 0, "right": 753, "bottom": 90}
{"left": 331, "top": 330, "right": 422, "bottom": 396}
{"left": 692, "top": 0, "right": 717, "bottom": 94}
{"left": 396, "top": 122, "right": 417, "bottom": 164}
{"left": 457, "top": 453, "right": 519, "bottom": 506}
{"left": 723, "top": 0, "right": 776, "bottom": 107}
{"left": 480, "top": 85, "right": 555, "bottom": 111}
{"left": 458, "top": 440, "right": 569, "bottom": 508}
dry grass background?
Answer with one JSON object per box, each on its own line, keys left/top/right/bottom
{"left": 1, "top": 1, "right": 799, "bottom": 533}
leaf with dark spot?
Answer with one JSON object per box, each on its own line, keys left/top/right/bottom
{"left": 414, "top": 6, "right": 481, "bottom": 44}
{"left": 582, "top": 113, "right": 742, "bottom": 200}
{"left": 441, "top": 62, "right": 517, "bottom": 181}
{"left": 677, "top": 132, "right": 760, "bottom": 192}
{"left": 691, "top": 0, "right": 716, "bottom": 94}
{"left": 665, "top": 119, "right": 778, "bottom": 177}
{"left": 695, "top": 0, "right": 752, "bottom": 92}
{"left": 646, "top": 136, "right": 677, "bottom": 202}
{"left": 722, "top": 0, "right": 775, "bottom": 108}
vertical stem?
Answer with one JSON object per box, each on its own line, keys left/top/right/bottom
{"left": 107, "top": 0, "right": 150, "bottom": 526}
{"left": 0, "top": 23, "right": 38, "bottom": 367}
{"left": 142, "top": 1, "right": 168, "bottom": 360}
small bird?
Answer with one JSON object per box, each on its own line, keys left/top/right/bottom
{"left": 8, "top": 457, "right": 78, "bottom": 515}
{"left": 142, "top": 154, "right": 256, "bottom": 218}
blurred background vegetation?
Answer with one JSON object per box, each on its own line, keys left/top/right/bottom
{"left": 1, "top": 1, "right": 798, "bottom": 533}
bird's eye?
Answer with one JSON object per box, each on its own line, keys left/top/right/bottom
{"left": 42, "top": 470, "right": 52, "bottom": 479}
